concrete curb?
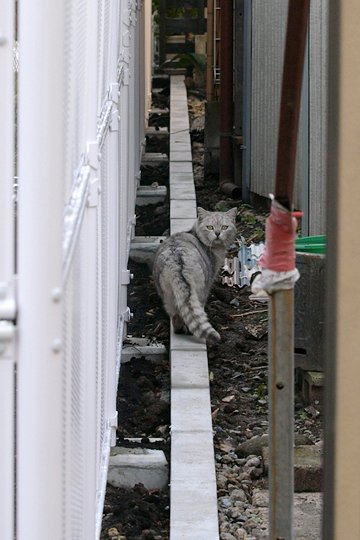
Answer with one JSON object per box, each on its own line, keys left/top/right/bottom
{"left": 169, "top": 75, "right": 220, "bottom": 540}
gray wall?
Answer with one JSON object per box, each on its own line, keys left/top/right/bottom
{"left": 248, "top": 0, "right": 328, "bottom": 235}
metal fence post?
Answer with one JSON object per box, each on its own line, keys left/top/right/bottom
{"left": 0, "top": 1, "right": 15, "bottom": 538}
{"left": 17, "top": 0, "right": 66, "bottom": 537}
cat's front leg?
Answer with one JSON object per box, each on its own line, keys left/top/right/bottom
{"left": 172, "top": 314, "right": 189, "bottom": 335}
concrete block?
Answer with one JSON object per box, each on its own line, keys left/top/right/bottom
{"left": 142, "top": 152, "right": 168, "bottom": 164}
{"left": 170, "top": 184, "right": 196, "bottom": 200}
{"left": 170, "top": 200, "right": 197, "bottom": 219}
{"left": 170, "top": 132, "right": 190, "bottom": 143}
{"left": 145, "top": 126, "right": 169, "bottom": 138}
{"left": 170, "top": 218, "right": 196, "bottom": 234}
{"left": 170, "top": 151, "right": 193, "bottom": 162}
{"left": 262, "top": 444, "right": 323, "bottom": 492}
{"left": 136, "top": 185, "right": 167, "bottom": 206}
{"left": 170, "top": 172, "right": 195, "bottom": 185}
{"left": 171, "top": 388, "right": 213, "bottom": 433}
{"left": 171, "top": 350, "right": 209, "bottom": 388}
{"left": 129, "top": 236, "right": 166, "bottom": 269}
{"left": 170, "top": 161, "right": 193, "bottom": 174}
{"left": 170, "top": 142, "right": 192, "bottom": 153}
{"left": 122, "top": 337, "right": 167, "bottom": 363}
{"left": 170, "top": 480, "right": 219, "bottom": 540}
{"left": 171, "top": 431, "right": 216, "bottom": 484}
{"left": 108, "top": 447, "right": 169, "bottom": 490}
{"left": 171, "top": 330, "right": 207, "bottom": 351}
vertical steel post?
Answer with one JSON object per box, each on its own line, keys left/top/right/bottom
{"left": 17, "top": 0, "right": 65, "bottom": 537}
{"left": 0, "top": 2, "right": 15, "bottom": 538}
{"left": 269, "top": 2, "right": 310, "bottom": 539}
{"left": 269, "top": 289, "right": 295, "bottom": 539}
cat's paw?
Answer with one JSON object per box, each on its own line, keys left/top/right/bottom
{"left": 207, "top": 330, "right": 221, "bottom": 343}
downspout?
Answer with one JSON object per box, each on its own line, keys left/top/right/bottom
{"left": 219, "top": 0, "right": 241, "bottom": 198}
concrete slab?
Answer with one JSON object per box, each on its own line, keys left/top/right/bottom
{"left": 145, "top": 126, "right": 169, "bottom": 138}
{"left": 129, "top": 236, "right": 166, "bottom": 268}
{"left": 262, "top": 444, "right": 323, "bottom": 492}
{"left": 170, "top": 200, "right": 197, "bottom": 219}
{"left": 170, "top": 218, "right": 195, "bottom": 234}
{"left": 171, "top": 431, "right": 217, "bottom": 483}
{"left": 170, "top": 172, "right": 195, "bottom": 186}
{"left": 122, "top": 337, "right": 167, "bottom": 363}
{"left": 170, "top": 161, "right": 193, "bottom": 174}
{"left": 108, "top": 447, "right": 169, "bottom": 491}
{"left": 142, "top": 152, "right": 168, "bottom": 163}
{"left": 170, "top": 184, "right": 196, "bottom": 200}
{"left": 171, "top": 350, "right": 209, "bottom": 388}
{"left": 170, "top": 132, "right": 190, "bottom": 143}
{"left": 170, "top": 331, "right": 207, "bottom": 351}
{"left": 171, "top": 388, "right": 213, "bottom": 433}
{"left": 253, "top": 489, "right": 322, "bottom": 540}
{"left": 170, "top": 151, "right": 193, "bottom": 162}
{"left": 170, "top": 142, "right": 192, "bottom": 153}
{"left": 170, "top": 481, "right": 219, "bottom": 540}
{"left": 136, "top": 185, "right": 167, "bottom": 206}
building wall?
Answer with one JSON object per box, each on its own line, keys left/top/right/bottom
{"left": 249, "top": 0, "right": 328, "bottom": 235}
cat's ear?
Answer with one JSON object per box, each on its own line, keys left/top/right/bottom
{"left": 226, "top": 207, "right": 238, "bottom": 222}
{"left": 197, "top": 207, "right": 208, "bottom": 221}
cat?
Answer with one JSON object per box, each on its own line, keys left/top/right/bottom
{"left": 153, "top": 206, "right": 237, "bottom": 343}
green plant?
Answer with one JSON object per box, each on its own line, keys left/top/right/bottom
{"left": 162, "top": 52, "right": 206, "bottom": 73}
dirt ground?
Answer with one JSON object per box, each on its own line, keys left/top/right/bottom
{"left": 101, "top": 96, "right": 322, "bottom": 540}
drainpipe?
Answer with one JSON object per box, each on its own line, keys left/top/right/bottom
{"left": 219, "top": 0, "right": 241, "bottom": 198}
{"left": 206, "top": 0, "right": 214, "bottom": 102}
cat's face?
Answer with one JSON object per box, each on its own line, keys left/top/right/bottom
{"left": 196, "top": 207, "right": 237, "bottom": 248}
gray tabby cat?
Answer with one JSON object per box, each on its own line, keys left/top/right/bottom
{"left": 153, "top": 207, "right": 237, "bottom": 343}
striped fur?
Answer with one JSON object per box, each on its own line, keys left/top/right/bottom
{"left": 153, "top": 207, "right": 237, "bottom": 343}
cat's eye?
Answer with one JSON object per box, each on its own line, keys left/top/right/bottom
{"left": 206, "top": 225, "right": 214, "bottom": 230}
{"left": 221, "top": 225, "right": 229, "bottom": 230}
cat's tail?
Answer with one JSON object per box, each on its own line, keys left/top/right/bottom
{"left": 172, "top": 281, "right": 220, "bottom": 343}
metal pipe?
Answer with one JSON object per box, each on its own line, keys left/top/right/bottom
{"left": 206, "top": 0, "right": 215, "bottom": 102}
{"left": 269, "top": 289, "right": 295, "bottom": 539}
{"left": 275, "top": 0, "right": 310, "bottom": 209}
{"left": 219, "top": 0, "right": 235, "bottom": 194}
{"left": 269, "top": 2, "right": 310, "bottom": 539}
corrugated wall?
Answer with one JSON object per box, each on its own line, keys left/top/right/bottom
{"left": 249, "top": 0, "right": 328, "bottom": 235}
{"left": 308, "top": 0, "right": 328, "bottom": 234}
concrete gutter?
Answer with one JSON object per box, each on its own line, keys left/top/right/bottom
{"left": 169, "top": 75, "right": 219, "bottom": 540}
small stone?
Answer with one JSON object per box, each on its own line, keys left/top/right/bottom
{"left": 108, "top": 528, "right": 119, "bottom": 538}
{"left": 230, "top": 488, "right": 247, "bottom": 502}
{"left": 220, "top": 533, "right": 237, "bottom": 540}
{"left": 230, "top": 298, "right": 240, "bottom": 307}
{"left": 217, "top": 474, "right": 228, "bottom": 489}
{"left": 220, "top": 522, "right": 231, "bottom": 533}
{"left": 234, "top": 528, "right": 247, "bottom": 540}
{"left": 220, "top": 497, "right": 232, "bottom": 508}
{"left": 245, "top": 518, "right": 259, "bottom": 529}
{"left": 245, "top": 456, "right": 261, "bottom": 468}
{"left": 250, "top": 467, "right": 263, "bottom": 479}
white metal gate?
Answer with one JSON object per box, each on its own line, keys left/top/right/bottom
{"left": 0, "top": 1, "right": 148, "bottom": 539}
